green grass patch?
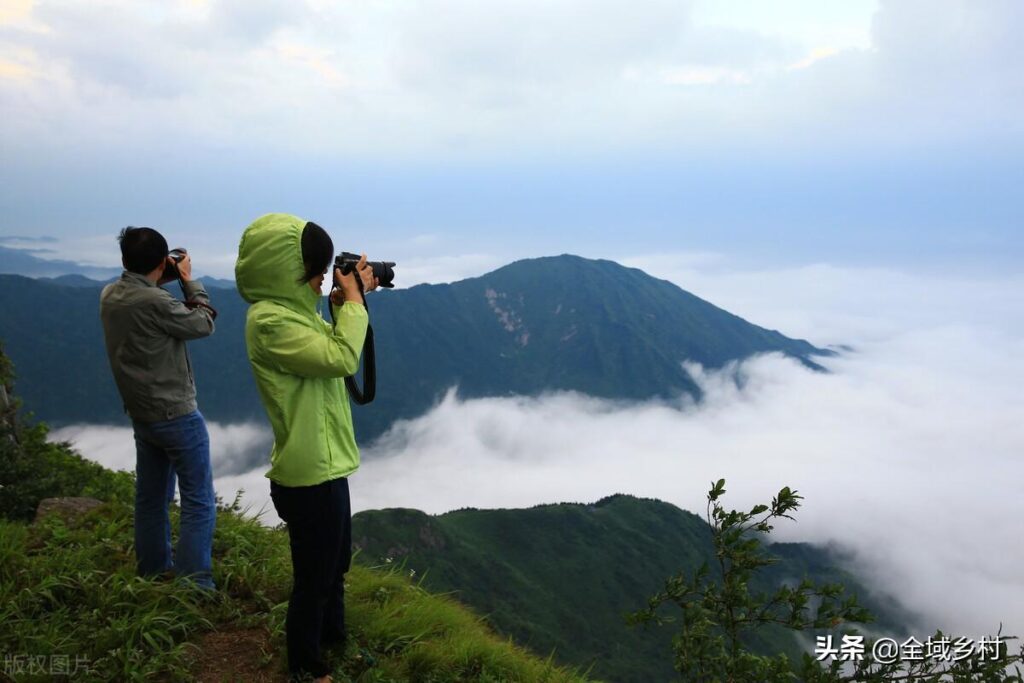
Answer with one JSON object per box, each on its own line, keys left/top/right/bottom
{"left": 0, "top": 493, "right": 591, "bottom": 682}
{"left": 1, "top": 347, "right": 588, "bottom": 681}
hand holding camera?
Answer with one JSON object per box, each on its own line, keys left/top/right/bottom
{"left": 158, "top": 248, "right": 190, "bottom": 285}
{"left": 331, "top": 252, "right": 394, "bottom": 305}
{"left": 332, "top": 254, "right": 364, "bottom": 305}
{"left": 174, "top": 250, "right": 192, "bottom": 282}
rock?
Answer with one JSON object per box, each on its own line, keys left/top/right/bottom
{"left": 418, "top": 523, "right": 446, "bottom": 550}
{"left": 34, "top": 496, "right": 104, "bottom": 524}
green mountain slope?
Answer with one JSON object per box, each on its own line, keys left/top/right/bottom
{"left": 352, "top": 496, "right": 906, "bottom": 683}
{"left": 0, "top": 255, "right": 832, "bottom": 448}
{"left": 359, "top": 255, "right": 831, "bottom": 438}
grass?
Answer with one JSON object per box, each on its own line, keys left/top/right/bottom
{"left": 0, "top": 344, "right": 589, "bottom": 682}
{"left": 0, "top": 493, "right": 591, "bottom": 682}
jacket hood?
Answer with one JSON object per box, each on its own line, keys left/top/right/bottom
{"left": 235, "top": 213, "right": 321, "bottom": 315}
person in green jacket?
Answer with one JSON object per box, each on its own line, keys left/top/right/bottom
{"left": 235, "top": 213, "right": 378, "bottom": 682}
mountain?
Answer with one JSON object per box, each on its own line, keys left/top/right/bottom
{"left": 362, "top": 255, "right": 831, "bottom": 430}
{"left": 0, "top": 245, "right": 122, "bottom": 280}
{"left": 0, "top": 245, "right": 233, "bottom": 288}
{"left": 352, "top": 495, "right": 907, "bottom": 683}
{"left": 0, "top": 255, "right": 833, "bottom": 453}
{"left": 199, "top": 276, "right": 238, "bottom": 289}
{"left": 37, "top": 273, "right": 115, "bottom": 288}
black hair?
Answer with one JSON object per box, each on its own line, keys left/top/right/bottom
{"left": 118, "top": 226, "right": 169, "bottom": 275}
{"left": 300, "top": 221, "right": 334, "bottom": 283}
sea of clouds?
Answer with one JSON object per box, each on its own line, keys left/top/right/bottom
{"left": 51, "top": 256, "right": 1024, "bottom": 639}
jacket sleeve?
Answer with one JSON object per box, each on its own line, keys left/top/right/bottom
{"left": 258, "top": 302, "right": 368, "bottom": 378}
{"left": 155, "top": 280, "right": 216, "bottom": 340}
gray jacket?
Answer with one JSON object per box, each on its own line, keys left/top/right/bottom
{"left": 100, "top": 271, "right": 215, "bottom": 422}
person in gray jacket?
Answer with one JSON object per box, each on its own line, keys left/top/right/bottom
{"left": 100, "top": 226, "right": 217, "bottom": 589}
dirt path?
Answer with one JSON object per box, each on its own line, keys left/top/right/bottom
{"left": 191, "top": 627, "right": 284, "bottom": 682}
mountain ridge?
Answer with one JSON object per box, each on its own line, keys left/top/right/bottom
{"left": 0, "top": 244, "right": 122, "bottom": 280}
{"left": 0, "top": 254, "right": 835, "bottom": 455}
{"left": 351, "top": 492, "right": 907, "bottom": 683}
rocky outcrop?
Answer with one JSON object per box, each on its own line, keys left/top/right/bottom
{"left": 34, "top": 496, "right": 104, "bottom": 524}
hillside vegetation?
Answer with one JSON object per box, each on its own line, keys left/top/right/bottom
{"left": 0, "top": 345, "right": 589, "bottom": 682}
{"left": 351, "top": 496, "right": 906, "bottom": 683}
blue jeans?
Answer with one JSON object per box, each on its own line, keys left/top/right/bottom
{"left": 132, "top": 410, "right": 216, "bottom": 590}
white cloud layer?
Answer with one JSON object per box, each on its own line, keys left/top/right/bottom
{"left": 349, "top": 327, "right": 1024, "bottom": 639}
{"left": 50, "top": 258, "right": 1024, "bottom": 641}
{"left": 50, "top": 420, "right": 273, "bottom": 478}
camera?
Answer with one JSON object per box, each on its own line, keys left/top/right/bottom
{"left": 162, "top": 248, "right": 186, "bottom": 281}
{"left": 334, "top": 251, "right": 396, "bottom": 289}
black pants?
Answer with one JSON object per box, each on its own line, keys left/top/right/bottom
{"left": 270, "top": 477, "right": 351, "bottom": 679}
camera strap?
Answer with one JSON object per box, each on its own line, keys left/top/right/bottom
{"left": 330, "top": 282, "right": 376, "bottom": 405}
{"left": 184, "top": 299, "right": 219, "bottom": 321}
{"left": 346, "top": 324, "right": 376, "bottom": 405}
{"left": 175, "top": 274, "right": 219, "bottom": 320}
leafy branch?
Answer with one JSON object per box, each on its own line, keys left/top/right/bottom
{"left": 630, "top": 479, "right": 1023, "bottom": 682}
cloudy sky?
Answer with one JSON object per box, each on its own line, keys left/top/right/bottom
{"left": 1, "top": 0, "right": 1022, "bottom": 277}
{"left": 6, "top": 0, "right": 1024, "bottom": 648}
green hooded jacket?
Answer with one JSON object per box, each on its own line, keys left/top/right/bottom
{"left": 235, "top": 213, "right": 369, "bottom": 487}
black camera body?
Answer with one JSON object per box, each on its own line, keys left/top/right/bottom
{"left": 162, "top": 248, "right": 186, "bottom": 281}
{"left": 334, "top": 252, "right": 396, "bottom": 288}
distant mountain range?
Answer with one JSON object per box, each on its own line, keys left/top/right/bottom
{"left": 0, "top": 245, "right": 122, "bottom": 280}
{"left": 0, "top": 255, "right": 834, "bottom": 457}
{"left": 352, "top": 494, "right": 906, "bottom": 683}
{"left": 0, "top": 245, "right": 235, "bottom": 288}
